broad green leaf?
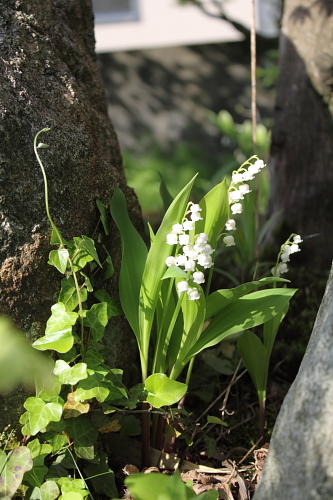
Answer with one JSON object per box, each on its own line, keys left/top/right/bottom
{"left": 0, "top": 447, "right": 33, "bottom": 500}
{"left": 53, "top": 360, "right": 88, "bottom": 385}
{"left": 20, "top": 397, "right": 63, "bottom": 436}
{"left": 161, "top": 265, "right": 187, "bottom": 280}
{"left": 83, "top": 451, "right": 118, "bottom": 497}
{"left": 58, "top": 277, "right": 87, "bottom": 311}
{"left": 205, "top": 277, "right": 290, "bottom": 320}
{"left": 145, "top": 373, "right": 187, "bottom": 408}
{"left": 96, "top": 199, "right": 109, "bottom": 235}
{"left": 59, "top": 477, "right": 89, "bottom": 497}
{"left": 63, "top": 392, "right": 90, "bottom": 419}
{"left": 169, "top": 286, "right": 206, "bottom": 379}
{"left": 59, "top": 494, "right": 83, "bottom": 500}
{"left": 93, "top": 289, "right": 122, "bottom": 318}
{"left": 125, "top": 472, "right": 170, "bottom": 500}
{"left": 83, "top": 303, "right": 108, "bottom": 341}
{"left": 35, "top": 375, "right": 61, "bottom": 402}
{"left": 32, "top": 480, "right": 60, "bottom": 500}
{"left": 139, "top": 175, "right": 197, "bottom": 378}
{"left": 76, "top": 370, "right": 125, "bottom": 403}
{"left": 65, "top": 417, "right": 98, "bottom": 460}
{"left": 32, "top": 329, "right": 74, "bottom": 354}
{"left": 73, "top": 235, "right": 102, "bottom": 269}
{"left": 207, "top": 416, "right": 227, "bottom": 426}
{"left": 24, "top": 440, "right": 52, "bottom": 487}
{"left": 195, "top": 179, "right": 229, "bottom": 249}
{"left": 263, "top": 304, "right": 289, "bottom": 359}
{"left": 48, "top": 248, "right": 69, "bottom": 274}
{"left": 33, "top": 303, "right": 77, "bottom": 353}
{"left": 110, "top": 187, "right": 148, "bottom": 338}
{"left": 159, "top": 172, "right": 174, "bottom": 213}
{"left": 117, "top": 415, "right": 141, "bottom": 436}
{"left": 237, "top": 330, "right": 268, "bottom": 406}
{"left": 187, "top": 288, "right": 297, "bottom": 359}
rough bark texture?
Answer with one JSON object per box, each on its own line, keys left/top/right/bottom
{"left": 269, "top": 0, "right": 333, "bottom": 269}
{"left": 253, "top": 261, "right": 333, "bottom": 500}
{"left": 0, "top": 0, "right": 141, "bottom": 430}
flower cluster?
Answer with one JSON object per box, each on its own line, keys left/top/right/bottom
{"left": 165, "top": 204, "right": 214, "bottom": 300}
{"left": 222, "top": 158, "right": 266, "bottom": 247}
{"left": 272, "top": 234, "right": 303, "bottom": 277}
{"left": 228, "top": 159, "right": 265, "bottom": 215}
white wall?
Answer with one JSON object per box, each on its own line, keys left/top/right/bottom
{"left": 94, "top": 0, "right": 278, "bottom": 54}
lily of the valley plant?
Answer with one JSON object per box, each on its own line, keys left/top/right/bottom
{"left": 110, "top": 156, "right": 297, "bottom": 406}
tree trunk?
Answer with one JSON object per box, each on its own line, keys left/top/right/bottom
{"left": 269, "top": 0, "right": 333, "bottom": 269}
{"left": 0, "top": 0, "right": 141, "bottom": 430}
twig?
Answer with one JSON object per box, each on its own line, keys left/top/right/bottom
{"left": 237, "top": 436, "right": 263, "bottom": 466}
{"left": 195, "top": 363, "right": 247, "bottom": 423}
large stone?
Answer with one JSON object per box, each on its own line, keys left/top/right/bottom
{"left": 254, "top": 263, "right": 333, "bottom": 500}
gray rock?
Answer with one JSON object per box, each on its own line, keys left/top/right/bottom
{"left": 254, "top": 263, "right": 333, "bottom": 500}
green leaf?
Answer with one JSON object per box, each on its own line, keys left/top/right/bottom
{"left": 96, "top": 200, "right": 109, "bottom": 235}
{"left": 76, "top": 370, "right": 125, "bottom": 403}
{"left": 187, "top": 288, "right": 297, "bottom": 359}
{"left": 0, "top": 447, "right": 33, "bottom": 500}
{"left": 35, "top": 375, "right": 61, "bottom": 402}
{"left": 195, "top": 178, "right": 229, "bottom": 250}
{"left": 125, "top": 472, "right": 170, "bottom": 500}
{"left": 48, "top": 248, "right": 69, "bottom": 274}
{"left": 237, "top": 330, "right": 268, "bottom": 406}
{"left": 205, "top": 277, "right": 290, "bottom": 320}
{"left": 110, "top": 187, "right": 148, "bottom": 338}
{"left": 119, "top": 415, "right": 141, "bottom": 436}
{"left": 139, "top": 174, "right": 197, "bottom": 377}
{"left": 29, "top": 481, "right": 60, "bottom": 500}
{"left": 207, "top": 416, "right": 227, "bottom": 426}
{"left": 159, "top": 172, "right": 174, "bottom": 213}
{"left": 20, "top": 397, "right": 63, "bottom": 436}
{"left": 32, "top": 303, "right": 77, "bottom": 353}
{"left": 161, "top": 265, "right": 187, "bottom": 280}
{"left": 145, "top": 373, "right": 187, "bottom": 408}
{"left": 83, "top": 451, "right": 117, "bottom": 497}
{"left": 59, "top": 477, "right": 89, "bottom": 497}
{"left": 73, "top": 235, "right": 102, "bottom": 269}
{"left": 65, "top": 417, "right": 98, "bottom": 460}
{"left": 169, "top": 286, "right": 206, "bottom": 379}
{"left": 59, "top": 493, "right": 83, "bottom": 500}
{"left": 24, "top": 439, "right": 52, "bottom": 487}
{"left": 58, "top": 277, "right": 87, "bottom": 311}
{"left": 263, "top": 304, "right": 288, "bottom": 359}
{"left": 53, "top": 360, "right": 88, "bottom": 385}
{"left": 83, "top": 303, "right": 108, "bottom": 341}
{"left": 93, "top": 289, "right": 122, "bottom": 318}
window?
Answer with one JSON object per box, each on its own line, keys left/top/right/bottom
{"left": 92, "top": 0, "right": 140, "bottom": 24}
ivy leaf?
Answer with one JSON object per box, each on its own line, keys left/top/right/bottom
{"left": 48, "top": 248, "right": 69, "bottom": 274}
{"left": 93, "top": 289, "right": 122, "bottom": 318}
{"left": 96, "top": 200, "right": 109, "bottom": 236}
{"left": 83, "top": 451, "right": 118, "bottom": 498}
{"left": 29, "top": 481, "right": 60, "bottom": 500}
{"left": 58, "top": 477, "right": 89, "bottom": 497}
{"left": 0, "top": 447, "right": 33, "bottom": 499}
{"left": 63, "top": 392, "right": 90, "bottom": 419}
{"left": 65, "top": 417, "right": 98, "bottom": 460}
{"left": 19, "top": 397, "right": 63, "bottom": 436}
{"left": 53, "top": 360, "right": 88, "bottom": 385}
{"left": 73, "top": 235, "right": 102, "bottom": 269}
{"left": 83, "top": 303, "right": 108, "bottom": 341}
{"left": 144, "top": 374, "right": 187, "bottom": 408}
{"left": 23, "top": 439, "right": 52, "bottom": 487}
{"left": 58, "top": 277, "right": 87, "bottom": 312}
{"left": 76, "top": 370, "right": 125, "bottom": 403}
{"left": 32, "top": 303, "right": 77, "bottom": 353}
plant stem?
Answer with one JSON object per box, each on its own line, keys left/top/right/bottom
{"left": 141, "top": 403, "right": 150, "bottom": 468}
{"left": 258, "top": 397, "right": 266, "bottom": 441}
{"left": 34, "top": 129, "right": 85, "bottom": 344}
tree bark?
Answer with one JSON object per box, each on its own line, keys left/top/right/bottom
{"left": 0, "top": 0, "right": 141, "bottom": 430}
{"left": 269, "top": 0, "right": 333, "bottom": 269}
